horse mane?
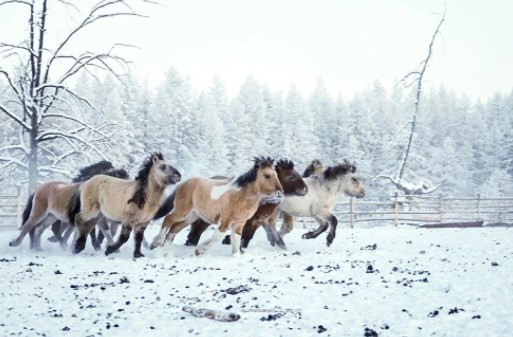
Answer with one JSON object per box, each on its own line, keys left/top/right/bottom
{"left": 104, "top": 168, "right": 130, "bottom": 180}
{"left": 71, "top": 160, "right": 114, "bottom": 182}
{"left": 128, "top": 152, "right": 164, "bottom": 209}
{"left": 323, "top": 161, "right": 356, "bottom": 181}
{"left": 275, "top": 159, "right": 294, "bottom": 170}
{"left": 303, "top": 159, "right": 322, "bottom": 178}
{"left": 235, "top": 156, "right": 274, "bottom": 187}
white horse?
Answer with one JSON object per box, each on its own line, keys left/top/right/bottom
{"left": 264, "top": 161, "right": 365, "bottom": 247}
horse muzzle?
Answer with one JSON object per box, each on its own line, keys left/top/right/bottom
{"left": 262, "top": 191, "right": 284, "bottom": 204}
{"left": 295, "top": 186, "right": 308, "bottom": 196}
{"left": 169, "top": 172, "right": 181, "bottom": 184}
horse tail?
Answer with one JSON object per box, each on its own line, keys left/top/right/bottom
{"left": 21, "top": 193, "right": 34, "bottom": 226}
{"left": 153, "top": 191, "right": 176, "bottom": 220}
{"left": 66, "top": 189, "right": 82, "bottom": 226}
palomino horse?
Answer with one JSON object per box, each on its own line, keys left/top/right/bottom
{"left": 281, "top": 159, "right": 325, "bottom": 232}
{"left": 184, "top": 159, "right": 308, "bottom": 249}
{"left": 9, "top": 161, "right": 128, "bottom": 251}
{"left": 258, "top": 161, "right": 365, "bottom": 247}
{"left": 150, "top": 157, "right": 284, "bottom": 256}
{"left": 68, "top": 153, "right": 181, "bottom": 258}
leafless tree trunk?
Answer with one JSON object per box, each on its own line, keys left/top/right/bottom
{"left": 0, "top": 0, "right": 151, "bottom": 193}
{"left": 375, "top": 9, "right": 446, "bottom": 195}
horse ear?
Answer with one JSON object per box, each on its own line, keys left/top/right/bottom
{"left": 152, "top": 155, "right": 159, "bottom": 164}
{"left": 351, "top": 165, "right": 356, "bottom": 173}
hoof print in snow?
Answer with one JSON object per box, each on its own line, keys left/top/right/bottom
{"left": 364, "top": 327, "right": 378, "bottom": 337}
{"left": 472, "top": 315, "right": 481, "bottom": 319}
{"left": 316, "top": 325, "right": 327, "bottom": 333}
{"left": 491, "top": 262, "right": 499, "bottom": 267}
{"left": 448, "top": 307, "right": 464, "bottom": 315}
{"left": 62, "top": 326, "right": 70, "bottom": 331}
{"left": 54, "top": 270, "right": 62, "bottom": 275}
{"left": 428, "top": 310, "right": 439, "bottom": 318}
{"left": 119, "top": 276, "right": 130, "bottom": 284}
{"left": 361, "top": 244, "right": 377, "bottom": 251}
{"left": 305, "top": 266, "right": 314, "bottom": 271}
{"left": 260, "top": 313, "right": 283, "bottom": 321}
{"left": 223, "top": 285, "right": 251, "bottom": 295}
{"left": 366, "top": 265, "right": 377, "bottom": 273}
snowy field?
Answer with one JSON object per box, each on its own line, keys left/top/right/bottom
{"left": 1, "top": 224, "right": 512, "bottom": 337}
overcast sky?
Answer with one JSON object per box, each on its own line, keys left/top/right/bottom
{"left": 1, "top": 0, "right": 512, "bottom": 99}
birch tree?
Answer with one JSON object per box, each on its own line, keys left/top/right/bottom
{"left": 0, "top": 0, "right": 151, "bottom": 193}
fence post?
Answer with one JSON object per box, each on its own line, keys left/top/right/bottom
{"left": 16, "top": 185, "right": 23, "bottom": 228}
{"left": 477, "top": 193, "right": 481, "bottom": 221}
{"left": 438, "top": 193, "right": 443, "bottom": 223}
{"left": 349, "top": 197, "right": 354, "bottom": 229}
{"left": 393, "top": 192, "right": 399, "bottom": 226}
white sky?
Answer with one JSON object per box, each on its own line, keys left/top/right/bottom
{"left": 1, "top": 0, "right": 512, "bottom": 99}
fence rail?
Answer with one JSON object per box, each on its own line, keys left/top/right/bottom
{"left": 1, "top": 194, "right": 512, "bottom": 228}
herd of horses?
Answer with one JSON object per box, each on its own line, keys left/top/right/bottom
{"left": 8, "top": 153, "right": 366, "bottom": 258}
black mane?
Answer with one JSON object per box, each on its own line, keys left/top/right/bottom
{"left": 323, "top": 161, "right": 356, "bottom": 181}
{"left": 275, "top": 159, "right": 294, "bottom": 170}
{"left": 71, "top": 160, "right": 113, "bottom": 182}
{"left": 104, "top": 168, "right": 130, "bottom": 180}
{"left": 235, "top": 156, "right": 274, "bottom": 187}
{"left": 303, "top": 159, "right": 322, "bottom": 178}
{"left": 128, "top": 152, "right": 164, "bottom": 209}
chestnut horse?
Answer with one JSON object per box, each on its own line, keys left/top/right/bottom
{"left": 150, "top": 157, "right": 284, "bottom": 256}
{"left": 68, "top": 153, "right": 181, "bottom": 258}
{"left": 9, "top": 161, "right": 128, "bottom": 251}
{"left": 184, "top": 159, "right": 308, "bottom": 249}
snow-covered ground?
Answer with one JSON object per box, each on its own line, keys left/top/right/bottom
{"left": 1, "top": 224, "right": 512, "bottom": 337}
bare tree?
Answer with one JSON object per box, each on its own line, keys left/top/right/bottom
{"left": 375, "top": 9, "right": 446, "bottom": 195}
{"left": 0, "top": 0, "right": 151, "bottom": 193}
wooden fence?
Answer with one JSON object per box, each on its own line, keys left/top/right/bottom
{"left": 1, "top": 194, "right": 512, "bottom": 228}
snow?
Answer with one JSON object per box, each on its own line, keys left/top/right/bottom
{"left": 1, "top": 225, "right": 512, "bottom": 337}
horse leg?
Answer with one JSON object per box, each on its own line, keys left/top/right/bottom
{"left": 231, "top": 222, "right": 245, "bottom": 254}
{"left": 195, "top": 219, "right": 230, "bottom": 256}
{"left": 89, "top": 226, "right": 101, "bottom": 251}
{"left": 261, "top": 222, "right": 287, "bottom": 250}
{"left": 326, "top": 214, "right": 338, "bottom": 247}
{"left": 48, "top": 220, "right": 62, "bottom": 243}
{"left": 133, "top": 222, "right": 150, "bottom": 258}
{"left": 10, "top": 209, "right": 47, "bottom": 248}
{"left": 105, "top": 223, "right": 132, "bottom": 256}
{"left": 29, "top": 227, "right": 36, "bottom": 250}
{"left": 240, "top": 220, "right": 260, "bottom": 249}
{"left": 150, "top": 211, "right": 185, "bottom": 249}
{"left": 33, "top": 216, "right": 57, "bottom": 251}
{"left": 279, "top": 212, "right": 295, "bottom": 237}
{"left": 185, "top": 219, "right": 211, "bottom": 246}
{"left": 162, "top": 215, "right": 198, "bottom": 256}
{"left": 61, "top": 224, "right": 74, "bottom": 248}
{"left": 302, "top": 215, "right": 329, "bottom": 240}
{"left": 73, "top": 214, "right": 98, "bottom": 254}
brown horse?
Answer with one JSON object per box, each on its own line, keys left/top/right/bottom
{"left": 150, "top": 157, "right": 284, "bottom": 256}
{"left": 68, "top": 153, "right": 181, "bottom": 258}
{"left": 184, "top": 159, "right": 309, "bottom": 249}
{"left": 281, "top": 159, "right": 325, "bottom": 231}
{"left": 257, "top": 161, "right": 366, "bottom": 247}
{"left": 9, "top": 161, "right": 128, "bottom": 251}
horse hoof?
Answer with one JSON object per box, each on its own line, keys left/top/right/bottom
{"left": 327, "top": 234, "right": 335, "bottom": 247}
{"left": 9, "top": 240, "right": 18, "bottom": 247}
{"left": 194, "top": 248, "right": 205, "bottom": 256}
{"left": 73, "top": 246, "right": 84, "bottom": 255}
{"left": 93, "top": 245, "right": 102, "bottom": 252}
{"left": 302, "top": 233, "right": 313, "bottom": 239}
{"left": 133, "top": 252, "right": 145, "bottom": 259}
{"left": 47, "top": 236, "right": 59, "bottom": 243}
{"left": 184, "top": 240, "right": 197, "bottom": 247}
{"left": 149, "top": 241, "right": 161, "bottom": 250}
{"left": 105, "top": 246, "right": 117, "bottom": 256}
{"left": 222, "top": 235, "right": 231, "bottom": 245}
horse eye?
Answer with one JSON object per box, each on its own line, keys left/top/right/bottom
{"left": 264, "top": 174, "right": 271, "bottom": 179}
{"left": 160, "top": 164, "right": 166, "bottom": 170}
{"left": 352, "top": 177, "right": 358, "bottom": 182}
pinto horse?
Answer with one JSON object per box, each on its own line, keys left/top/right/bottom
{"left": 150, "top": 157, "right": 284, "bottom": 256}
{"left": 184, "top": 159, "right": 308, "bottom": 249}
